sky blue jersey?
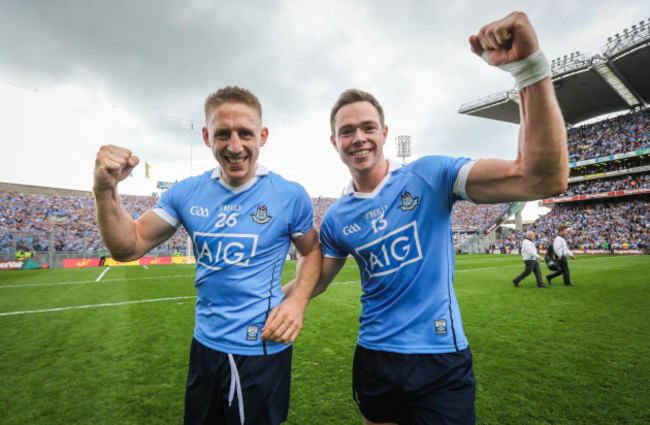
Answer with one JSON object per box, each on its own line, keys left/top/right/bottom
{"left": 152, "top": 165, "right": 314, "bottom": 355}
{"left": 320, "top": 156, "right": 471, "bottom": 354}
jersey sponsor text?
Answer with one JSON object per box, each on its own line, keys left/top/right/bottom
{"left": 355, "top": 221, "right": 423, "bottom": 277}
{"left": 194, "top": 231, "right": 259, "bottom": 270}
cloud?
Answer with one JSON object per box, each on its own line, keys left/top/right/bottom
{"left": 1, "top": 0, "right": 648, "bottom": 198}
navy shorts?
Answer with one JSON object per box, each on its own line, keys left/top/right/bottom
{"left": 352, "top": 345, "right": 476, "bottom": 425}
{"left": 184, "top": 338, "right": 292, "bottom": 425}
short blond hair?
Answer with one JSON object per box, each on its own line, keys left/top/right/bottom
{"left": 204, "top": 86, "right": 262, "bottom": 123}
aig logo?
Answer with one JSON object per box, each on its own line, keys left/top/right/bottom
{"left": 193, "top": 231, "right": 259, "bottom": 270}
{"left": 343, "top": 223, "right": 361, "bottom": 235}
{"left": 190, "top": 206, "right": 209, "bottom": 217}
{"left": 355, "top": 221, "right": 422, "bottom": 278}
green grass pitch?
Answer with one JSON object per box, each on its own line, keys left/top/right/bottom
{"left": 1, "top": 255, "right": 649, "bottom": 424}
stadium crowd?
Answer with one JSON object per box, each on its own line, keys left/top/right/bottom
{"left": 567, "top": 109, "right": 650, "bottom": 162}
{"left": 2, "top": 189, "right": 517, "bottom": 254}
{"left": 451, "top": 201, "right": 510, "bottom": 232}
{"left": 491, "top": 198, "right": 649, "bottom": 252}
{"left": 4, "top": 182, "right": 648, "bottom": 256}
{"left": 562, "top": 173, "right": 649, "bottom": 197}
{"left": 0, "top": 191, "right": 188, "bottom": 254}
{"left": 311, "top": 196, "right": 337, "bottom": 232}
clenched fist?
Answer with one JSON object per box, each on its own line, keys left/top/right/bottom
{"left": 93, "top": 145, "right": 139, "bottom": 192}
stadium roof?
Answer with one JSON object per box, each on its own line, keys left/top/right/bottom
{"left": 458, "top": 19, "right": 650, "bottom": 127}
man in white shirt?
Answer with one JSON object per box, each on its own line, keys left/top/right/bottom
{"left": 513, "top": 231, "right": 547, "bottom": 288}
{"left": 546, "top": 226, "right": 577, "bottom": 286}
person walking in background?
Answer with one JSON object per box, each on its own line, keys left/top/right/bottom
{"left": 546, "top": 225, "right": 577, "bottom": 286}
{"left": 513, "top": 231, "right": 547, "bottom": 288}
{"left": 93, "top": 86, "right": 322, "bottom": 425}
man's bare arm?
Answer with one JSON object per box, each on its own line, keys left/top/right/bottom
{"left": 94, "top": 145, "right": 177, "bottom": 261}
{"left": 466, "top": 12, "right": 569, "bottom": 203}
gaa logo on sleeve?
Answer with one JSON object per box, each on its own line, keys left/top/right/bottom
{"left": 355, "top": 221, "right": 423, "bottom": 278}
{"left": 193, "top": 232, "right": 259, "bottom": 270}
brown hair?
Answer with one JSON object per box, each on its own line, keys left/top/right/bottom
{"left": 329, "top": 89, "right": 385, "bottom": 135}
{"left": 204, "top": 86, "right": 262, "bottom": 123}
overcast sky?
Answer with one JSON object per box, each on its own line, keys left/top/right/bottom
{"left": 1, "top": 0, "right": 648, "bottom": 208}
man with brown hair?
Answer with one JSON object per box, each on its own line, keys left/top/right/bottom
{"left": 285, "top": 11, "right": 568, "bottom": 425}
{"left": 93, "top": 86, "right": 321, "bottom": 425}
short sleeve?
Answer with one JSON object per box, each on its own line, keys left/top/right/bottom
{"left": 151, "top": 183, "right": 182, "bottom": 228}
{"left": 319, "top": 208, "right": 348, "bottom": 258}
{"left": 409, "top": 156, "right": 472, "bottom": 203}
{"left": 288, "top": 183, "right": 314, "bottom": 238}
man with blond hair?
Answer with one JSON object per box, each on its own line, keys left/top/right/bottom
{"left": 93, "top": 86, "right": 321, "bottom": 425}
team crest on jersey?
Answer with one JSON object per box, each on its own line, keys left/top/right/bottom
{"left": 251, "top": 205, "right": 272, "bottom": 224}
{"left": 398, "top": 191, "right": 419, "bottom": 211}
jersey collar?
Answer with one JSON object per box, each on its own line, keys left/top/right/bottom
{"left": 210, "top": 163, "right": 269, "bottom": 193}
{"left": 343, "top": 159, "right": 402, "bottom": 198}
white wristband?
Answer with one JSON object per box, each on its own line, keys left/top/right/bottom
{"left": 482, "top": 49, "right": 551, "bottom": 91}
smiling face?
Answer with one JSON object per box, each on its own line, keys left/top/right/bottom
{"left": 203, "top": 102, "right": 268, "bottom": 187}
{"left": 330, "top": 100, "right": 389, "bottom": 191}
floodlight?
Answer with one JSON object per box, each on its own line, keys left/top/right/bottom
{"left": 395, "top": 135, "right": 412, "bottom": 164}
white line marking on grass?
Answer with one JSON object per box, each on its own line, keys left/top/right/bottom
{"left": 142, "top": 265, "right": 149, "bottom": 269}
{"left": 331, "top": 280, "right": 359, "bottom": 286}
{"left": 0, "top": 274, "right": 196, "bottom": 289}
{"left": 95, "top": 267, "right": 110, "bottom": 282}
{"left": 0, "top": 296, "right": 196, "bottom": 317}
